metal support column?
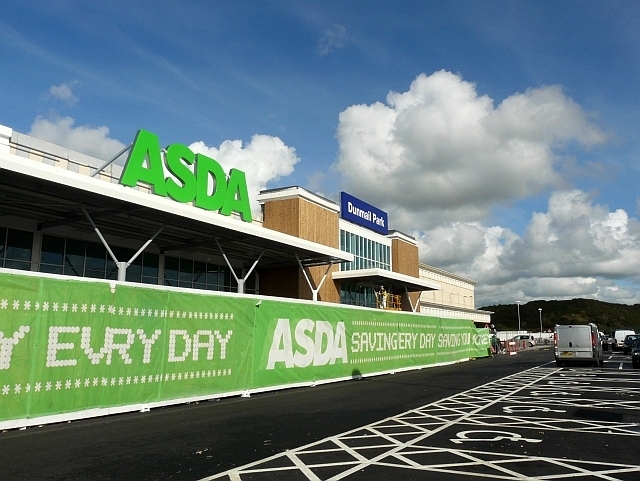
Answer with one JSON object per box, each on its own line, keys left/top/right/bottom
{"left": 295, "top": 254, "right": 333, "bottom": 302}
{"left": 404, "top": 286, "right": 422, "bottom": 313}
{"left": 91, "top": 143, "right": 133, "bottom": 178}
{"left": 81, "top": 204, "right": 164, "bottom": 281}
{"left": 214, "top": 239, "right": 264, "bottom": 294}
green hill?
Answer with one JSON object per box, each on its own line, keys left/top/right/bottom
{"left": 479, "top": 299, "right": 640, "bottom": 335}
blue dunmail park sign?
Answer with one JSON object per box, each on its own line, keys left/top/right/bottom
{"left": 340, "top": 192, "right": 388, "bottom": 235}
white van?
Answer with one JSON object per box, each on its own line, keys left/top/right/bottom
{"left": 610, "top": 329, "right": 635, "bottom": 351}
{"left": 554, "top": 323, "right": 604, "bottom": 367}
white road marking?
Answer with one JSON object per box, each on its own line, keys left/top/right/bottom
{"left": 199, "top": 365, "right": 640, "bottom": 480}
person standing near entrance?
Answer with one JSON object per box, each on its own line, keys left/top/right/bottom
{"left": 490, "top": 324, "right": 500, "bottom": 355}
{"left": 375, "top": 286, "right": 388, "bottom": 309}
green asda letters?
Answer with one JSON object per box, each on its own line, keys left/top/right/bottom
{"left": 120, "top": 129, "right": 252, "bottom": 222}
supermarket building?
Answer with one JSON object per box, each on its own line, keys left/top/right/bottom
{"left": 0, "top": 125, "right": 490, "bottom": 325}
{"left": 0, "top": 125, "right": 491, "bottom": 429}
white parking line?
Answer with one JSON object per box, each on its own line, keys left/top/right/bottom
{"left": 200, "top": 365, "right": 640, "bottom": 480}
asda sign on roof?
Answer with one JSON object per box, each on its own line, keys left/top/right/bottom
{"left": 119, "top": 129, "right": 252, "bottom": 222}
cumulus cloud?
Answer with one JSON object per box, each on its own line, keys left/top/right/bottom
{"left": 415, "top": 190, "right": 640, "bottom": 306}
{"left": 48, "top": 82, "right": 79, "bottom": 106}
{"left": 28, "top": 116, "right": 126, "bottom": 161}
{"left": 26, "top": 116, "right": 299, "bottom": 213}
{"left": 317, "top": 24, "right": 346, "bottom": 55}
{"left": 190, "top": 135, "right": 300, "bottom": 214}
{"left": 334, "top": 70, "right": 607, "bottom": 228}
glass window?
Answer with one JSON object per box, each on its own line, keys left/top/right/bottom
{"left": 339, "top": 229, "right": 391, "bottom": 272}
{"left": 0, "top": 227, "right": 5, "bottom": 260}
{"left": 37, "top": 234, "right": 158, "bottom": 284}
{"left": 85, "top": 243, "right": 107, "bottom": 279}
{"left": 142, "top": 253, "right": 159, "bottom": 279}
{"left": 221, "top": 266, "right": 234, "bottom": 291}
{"left": 6, "top": 229, "right": 33, "bottom": 262}
{"left": 40, "top": 235, "right": 65, "bottom": 268}
{"left": 178, "top": 259, "right": 193, "bottom": 287}
{"left": 39, "top": 263, "right": 63, "bottom": 275}
{"left": 206, "top": 264, "right": 219, "bottom": 289}
{"left": 126, "top": 255, "right": 142, "bottom": 282}
{"left": 106, "top": 259, "right": 118, "bottom": 280}
{"left": 1, "top": 228, "right": 33, "bottom": 271}
{"left": 340, "top": 282, "right": 375, "bottom": 308}
{"left": 193, "top": 261, "right": 206, "bottom": 285}
{"left": 63, "top": 239, "right": 85, "bottom": 277}
{"left": 244, "top": 270, "right": 256, "bottom": 293}
{"left": 163, "top": 256, "right": 231, "bottom": 292}
{"left": 164, "top": 256, "right": 179, "bottom": 286}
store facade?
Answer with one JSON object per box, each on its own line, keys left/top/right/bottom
{"left": 0, "top": 124, "right": 491, "bottom": 429}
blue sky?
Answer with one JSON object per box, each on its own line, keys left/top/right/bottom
{"left": 1, "top": 1, "right": 640, "bottom": 306}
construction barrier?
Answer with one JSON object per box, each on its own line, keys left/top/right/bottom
{"left": 501, "top": 338, "right": 529, "bottom": 355}
{"left": 0, "top": 270, "right": 491, "bottom": 429}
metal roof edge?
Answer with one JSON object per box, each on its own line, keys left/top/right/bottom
{"left": 418, "top": 301, "right": 494, "bottom": 316}
{"left": 332, "top": 268, "right": 440, "bottom": 291}
{"left": 257, "top": 186, "right": 340, "bottom": 213}
{"left": 419, "top": 262, "right": 477, "bottom": 285}
{"left": 0, "top": 150, "right": 353, "bottom": 263}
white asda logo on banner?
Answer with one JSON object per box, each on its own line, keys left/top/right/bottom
{"left": 266, "top": 319, "right": 348, "bottom": 370}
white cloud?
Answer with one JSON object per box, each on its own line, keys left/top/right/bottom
{"left": 334, "top": 70, "right": 607, "bottom": 229}
{"left": 190, "top": 135, "right": 300, "bottom": 214}
{"left": 306, "top": 170, "right": 327, "bottom": 194}
{"left": 26, "top": 116, "right": 299, "bottom": 213}
{"left": 416, "top": 190, "right": 640, "bottom": 306}
{"left": 28, "top": 116, "right": 126, "bottom": 161}
{"left": 317, "top": 24, "right": 346, "bottom": 55}
{"left": 48, "top": 82, "right": 79, "bottom": 106}
{"left": 333, "top": 71, "right": 632, "bottom": 305}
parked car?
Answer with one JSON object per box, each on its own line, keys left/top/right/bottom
{"left": 554, "top": 323, "right": 604, "bottom": 367}
{"left": 623, "top": 334, "right": 640, "bottom": 355}
{"left": 510, "top": 334, "right": 535, "bottom": 347}
{"left": 611, "top": 329, "right": 635, "bottom": 351}
{"left": 632, "top": 338, "right": 640, "bottom": 369}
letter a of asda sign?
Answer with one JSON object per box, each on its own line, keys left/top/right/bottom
{"left": 119, "top": 129, "right": 252, "bottom": 222}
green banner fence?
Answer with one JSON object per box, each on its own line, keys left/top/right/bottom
{"left": 0, "top": 270, "right": 490, "bottom": 428}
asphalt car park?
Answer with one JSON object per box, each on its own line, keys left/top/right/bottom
{"left": 204, "top": 354, "right": 640, "bottom": 480}
{"left": 2, "top": 348, "right": 639, "bottom": 481}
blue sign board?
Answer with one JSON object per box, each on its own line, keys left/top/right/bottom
{"left": 340, "top": 192, "right": 389, "bottom": 235}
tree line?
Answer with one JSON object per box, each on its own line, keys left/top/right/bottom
{"left": 479, "top": 298, "right": 640, "bottom": 334}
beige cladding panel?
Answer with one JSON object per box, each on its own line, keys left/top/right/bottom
{"left": 298, "top": 199, "right": 339, "bottom": 248}
{"left": 258, "top": 265, "right": 300, "bottom": 299}
{"left": 391, "top": 239, "right": 419, "bottom": 309}
{"left": 391, "top": 239, "right": 419, "bottom": 277}
{"left": 296, "top": 199, "right": 340, "bottom": 301}
{"left": 305, "top": 264, "right": 341, "bottom": 303}
{"left": 262, "top": 198, "right": 301, "bottom": 237}
{"left": 421, "top": 284, "right": 475, "bottom": 309}
{"left": 260, "top": 195, "right": 341, "bottom": 303}
{"left": 261, "top": 197, "right": 339, "bottom": 249}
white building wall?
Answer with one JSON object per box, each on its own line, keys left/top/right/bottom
{"left": 418, "top": 264, "right": 491, "bottom": 325}
{"left": 419, "top": 265, "right": 476, "bottom": 309}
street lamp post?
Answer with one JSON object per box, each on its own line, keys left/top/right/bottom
{"left": 538, "top": 308, "right": 542, "bottom": 342}
{"left": 516, "top": 301, "right": 521, "bottom": 334}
